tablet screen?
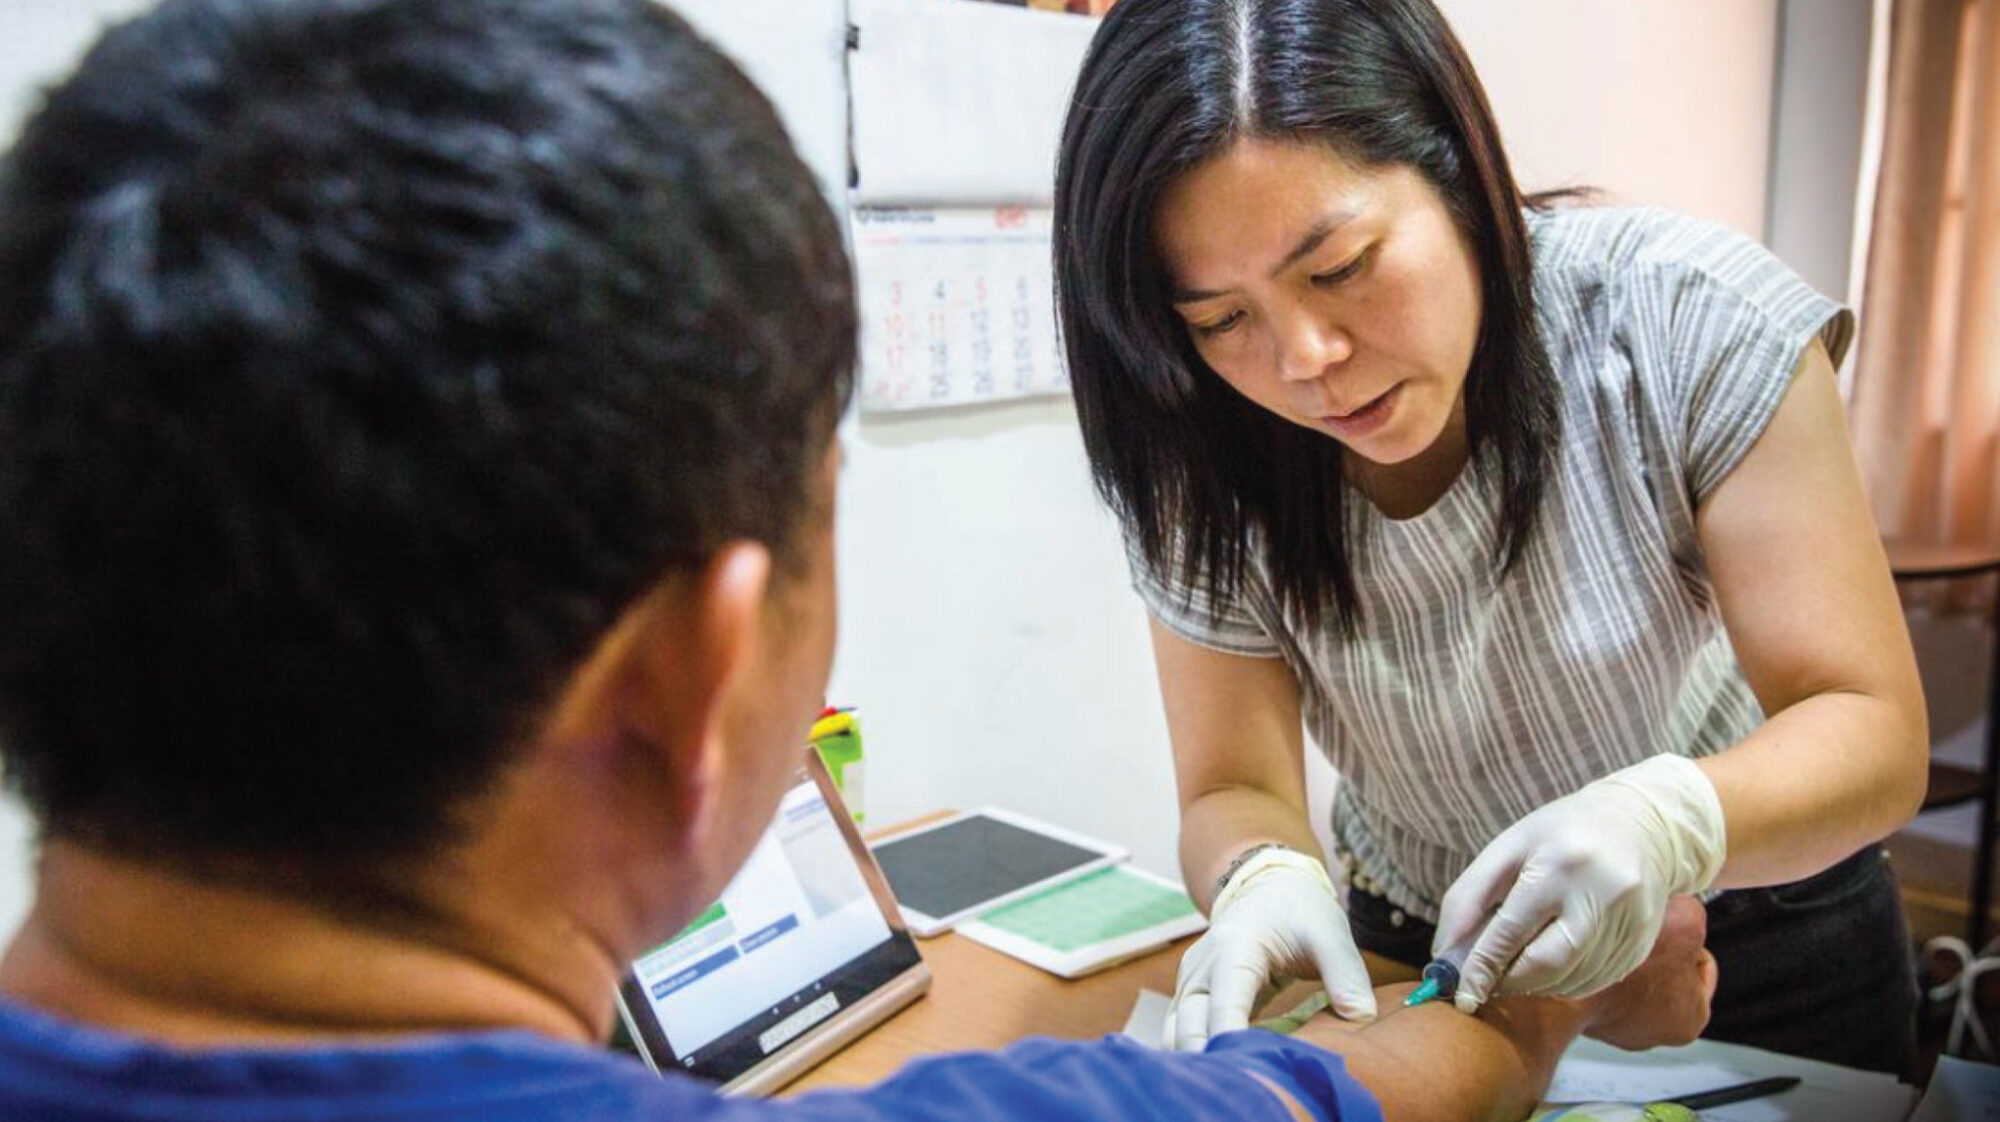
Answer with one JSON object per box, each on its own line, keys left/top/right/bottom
{"left": 619, "top": 767, "right": 920, "bottom": 1083}
{"left": 869, "top": 812, "right": 1106, "bottom": 920}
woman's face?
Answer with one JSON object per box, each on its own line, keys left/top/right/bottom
{"left": 1154, "top": 138, "right": 1483, "bottom": 470}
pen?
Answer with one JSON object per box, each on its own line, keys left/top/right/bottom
{"left": 1665, "top": 1075, "right": 1801, "bottom": 1111}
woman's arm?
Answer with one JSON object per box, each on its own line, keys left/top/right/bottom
{"left": 1694, "top": 336, "right": 1929, "bottom": 887}
{"left": 1435, "top": 337, "right": 1927, "bottom": 1009}
{"left": 1150, "top": 619, "right": 1320, "bottom": 911}
{"left": 1151, "top": 619, "right": 1380, "bottom": 1041}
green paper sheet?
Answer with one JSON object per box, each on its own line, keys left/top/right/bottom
{"left": 975, "top": 866, "right": 1198, "bottom": 952}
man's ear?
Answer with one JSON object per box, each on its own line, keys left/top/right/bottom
{"left": 635, "top": 543, "right": 773, "bottom": 845}
{"left": 540, "top": 543, "right": 774, "bottom": 845}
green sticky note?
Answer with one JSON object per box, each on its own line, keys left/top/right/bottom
{"left": 975, "top": 866, "right": 1198, "bottom": 952}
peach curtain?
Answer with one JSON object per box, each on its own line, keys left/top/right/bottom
{"left": 1849, "top": 0, "right": 2000, "bottom": 605}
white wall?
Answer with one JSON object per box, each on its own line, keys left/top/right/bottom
{"left": 1440, "top": 0, "right": 1779, "bottom": 237}
{"left": 1766, "top": 0, "right": 1875, "bottom": 303}
{"left": 0, "top": 0, "right": 1828, "bottom": 944}
{"left": 828, "top": 399, "right": 1183, "bottom": 869}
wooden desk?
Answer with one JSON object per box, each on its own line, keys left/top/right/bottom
{"left": 785, "top": 927, "right": 1198, "bottom": 1093}
{"left": 787, "top": 811, "right": 1416, "bottom": 1094}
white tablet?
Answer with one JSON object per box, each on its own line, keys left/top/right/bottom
{"left": 866, "top": 807, "right": 1127, "bottom": 937}
{"left": 616, "top": 747, "right": 928, "bottom": 1095}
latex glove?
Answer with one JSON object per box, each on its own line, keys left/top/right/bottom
{"left": 1163, "top": 846, "right": 1377, "bottom": 1052}
{"left": 1432, "top": 754, "right": 1727, "bottom": 1013}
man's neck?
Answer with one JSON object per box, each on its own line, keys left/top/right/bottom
{"left": 0, "top": 842, "right": 607, "bottom": 1049}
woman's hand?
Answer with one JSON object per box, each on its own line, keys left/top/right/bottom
{"left": 1163, "top": 847, "right": 1377, "bottom": 1051}
{"left": 1433, "top": 755, "right": 1727, "bottom": 1011}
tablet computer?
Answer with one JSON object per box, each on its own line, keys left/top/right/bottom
{"left": 616, "top": 747, "right": 928, "bottom": 1096}
{"left": 867, "top": 807, "right": 1127, "bottom": 937}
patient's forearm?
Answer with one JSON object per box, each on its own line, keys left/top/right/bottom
{"left": 1292, "top": 983, "right": 1587, "bottom": 1122}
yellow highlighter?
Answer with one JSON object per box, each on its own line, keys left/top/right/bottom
{"left": 809, "top": 711, "right": 854, "bottom": 741}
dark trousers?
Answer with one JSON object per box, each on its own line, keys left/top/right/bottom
{"left": 1345, "top": 846, "right": 1919, "bottom": 1079}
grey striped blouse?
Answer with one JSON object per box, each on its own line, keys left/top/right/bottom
{"left": 1133, "top": 205, "right": 1853, "bottom": 921}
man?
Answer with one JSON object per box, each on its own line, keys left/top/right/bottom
{"left": 0, "top": 1, "right": 1712, "bottom": 1119}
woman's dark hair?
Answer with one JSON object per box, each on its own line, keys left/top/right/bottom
{"left": 1054, "top": 0, "right": 1561, "bottom": 635}
{"left": 0, "top": 0, "right": 854, "bottom": 896}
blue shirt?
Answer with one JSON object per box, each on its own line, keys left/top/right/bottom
{"left": 0, "top": 998, "right": 1382, "bottom": 1122}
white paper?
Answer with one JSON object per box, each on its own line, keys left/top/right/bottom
{"left": 1910, "top": 1056, "right": 2000, "bottom": 1122}
{"left": 849, "top": 0, "right": 1097, "bottom": 205}
{"left": 1121, "top": 988, "right": 1171, "bottom": 1050}
{"left": 1548, "top": 1037, "right": 1916, "bottom": 1122}
{"left": 851, "top": 206, "right": 1067, "bottom": 411}
{"left": 669, "top": 0, "right": 850, "bottom": 203}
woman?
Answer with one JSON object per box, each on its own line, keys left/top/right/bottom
{"left": 1053, "top": 0, "right": 1928, "bottom": 1076}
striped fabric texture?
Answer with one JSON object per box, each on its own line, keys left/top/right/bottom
{"left": 1133, "top": 206, "right": 1853, "bottom": 921}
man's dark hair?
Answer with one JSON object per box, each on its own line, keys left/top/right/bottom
{"left": 1053, "top": 0, "right": 1561, "bottom": 635}
{"left": 0, "top": 0, "right": 855, "bottom": 895}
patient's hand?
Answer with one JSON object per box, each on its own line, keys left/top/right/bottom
{"left": 1579, "top": 895, "right": 1716, "bottom": 1051}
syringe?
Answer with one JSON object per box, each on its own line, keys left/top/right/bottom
{"left": 1403, "top": 945, "right": 1468, "bottom": 1007}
